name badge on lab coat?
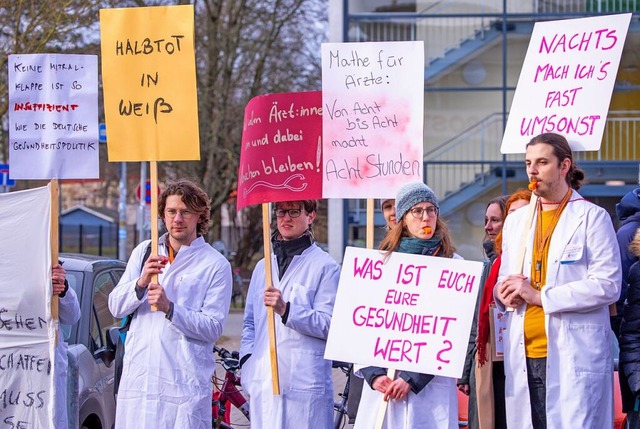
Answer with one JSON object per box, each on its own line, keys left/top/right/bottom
{"left": 561, "top": 244, "right": 583, "bottom": 264}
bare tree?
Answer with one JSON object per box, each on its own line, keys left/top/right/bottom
{"left": 0, "top": 0, "right": 326, "bottom": 269}
{"left": 168, "top": 0, "right": 326, "bottom": 269}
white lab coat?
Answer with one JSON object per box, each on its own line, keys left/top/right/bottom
{"left": 496, "top": 193, "right": 621, "bottom": 428}
{"left": 109, "top": 234, "right": 232, "bottom": 429}
{"left": 54, "top": 286, "right": 80, "bottom": 429}
{"left": 240, "top": 243, "right": 340, "bottom": 429}
{"left": 354, "top": 375, "right": 458, "bottom": 429}
{"left": 354, "top": 253, "right": 463, "bottom": 429}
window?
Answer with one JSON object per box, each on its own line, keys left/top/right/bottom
{"left": 90, "top": 269, "right": 123, "bottom": 350}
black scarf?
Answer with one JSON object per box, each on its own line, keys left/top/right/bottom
{"left": 271, "top": 231, "right": 314, "bottom": 279}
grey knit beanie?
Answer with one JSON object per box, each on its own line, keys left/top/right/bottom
{"left": 395, "top": 182, "right": 439, "bottom": 221}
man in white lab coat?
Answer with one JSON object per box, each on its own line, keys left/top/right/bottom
{"left": 240, "top": 199, "right": 340, "bottom": 428}
{"left": 496, "top": 132, "right": 621, "bottom": 429}
{"left": 109, "top": 180, "right": 232, "bottom": 429}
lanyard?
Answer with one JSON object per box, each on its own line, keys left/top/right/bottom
{"left": 532, "top": 188, "right": 572, "bottom": 289}
{"left": 168, "top": 244, "right": 176, "bottom": 263}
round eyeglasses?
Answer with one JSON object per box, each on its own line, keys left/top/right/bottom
{"left": 165, "top": 209, "right": 197, "bottom": 219}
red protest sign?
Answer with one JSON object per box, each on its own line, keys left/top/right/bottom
{"left": 237, "top": 91, "right": 322, "bottom": 210}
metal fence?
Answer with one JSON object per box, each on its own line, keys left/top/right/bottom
{"left": 60, "top": 224, "right": 118, "bottom": 258}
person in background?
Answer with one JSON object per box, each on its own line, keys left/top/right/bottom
{"left": 240, "top": 199, "right": 340, "bottom": 428}
{"left": 615, "top": 188, "right": 640, "bottom": 329}
{"left": 109, "top": 179, "right": 232, "bottom": 429}
{"left": 381, "top": 198, "right": 397, "bottom": 231}
{"left": 482, "top": 196, "right": 509, "bottom": 261}
{"left": 615, "top": 187, "right": 640, "bottom": 424}
{"left": 52, "top": 262, "right": 81, "bottom": 429}
{"left": 355, "top": 182, "right": 459, "bottom": 429}
{"left": 496, "top": 133, "right": 621, "bottom": 428}
{"left": 458, "top": 195, "right": 509, "bottom": 429}
{"left": 619, "top": 228, "right": 640, "bottom": 429}
{"left": 475, "top": 189, "right": 531, "bottom": 429}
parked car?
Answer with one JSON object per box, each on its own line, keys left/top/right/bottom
{"left": 61, "top": 253, "right": 126, "bottom": 429}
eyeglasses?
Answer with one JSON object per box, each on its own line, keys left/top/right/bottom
{"left": 409, "top": 206, "right": 439, "bottom": 219}
{"left": 275, "top": 208, "right": 304, "bottom": 218}
{"left": 165, "top": 208, "right": 197, "bottom": 219}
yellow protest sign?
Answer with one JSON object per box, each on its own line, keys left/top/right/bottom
{"left": 100, "top": 5, "right": 200, "bottom": 161}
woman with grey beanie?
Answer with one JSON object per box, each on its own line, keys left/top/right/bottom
{"left": 355, "top": 182, "right": 460, "bottom": 429}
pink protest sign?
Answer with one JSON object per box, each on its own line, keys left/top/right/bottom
{"left": 501, "top": 13, "right": 631, "bottom": 153}
{"left": 321, "top": 41, "right": 424, "bottom": 199}
{"left": 237, "top": 91, "right": 323, "bottom": 210}
{"left": 325, "top": 247, "right": 484, "bottom": 377}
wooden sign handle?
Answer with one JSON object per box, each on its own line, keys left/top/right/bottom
{"left": 262, "top": 203, "right": 280, "bottom": 394}
{"left": 50, "top": 179, "right": 60, "bottom": 345}
{"left": 150, "top": 161, "right": 159, "bottom": 311}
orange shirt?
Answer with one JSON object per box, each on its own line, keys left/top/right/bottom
{"left": 524, "top": 209, "right": 559, "bottom": 358}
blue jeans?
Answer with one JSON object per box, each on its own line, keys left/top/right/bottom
{"left": 526, "top": 357, "right": 547, "bottom": 429}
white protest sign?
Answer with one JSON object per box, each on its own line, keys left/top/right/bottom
{"left": 501, "top": 13, "right": 631, "bottom": 153}
{"left": 325, "top": 247, "right": 484, "bottom": 378}
{"left": 321, "top": 41, "right": 424, "bottom": 199}
{"left": 0, "top": 186, "right": 54, "bottom": 428}
{"left": 8, "top": 54, "right": 99, "bottom": 179}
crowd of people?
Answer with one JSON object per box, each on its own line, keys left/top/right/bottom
{"left": 43, "top": 131, "right": 637, "bottom": 428}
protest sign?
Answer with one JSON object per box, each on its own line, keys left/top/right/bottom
{"left": 237, "top": 91, "right": 322, "bottom": 210}
{"left": 8, "top": 54, "right": 99, "bottom": 179}
{"left": 321, "top": 41, "right": 424, "bottom": 199}
{"left": 325, "top": 247, "right": 484, "bottom": 378}
{"left": 100, "top": 5, "right": 200, "bottom": 161}
{"left": 501, "top": 13, "right": 631, "bottom": 153}
{"left": 0, "top": 186, "right": 54, "bottom": 428}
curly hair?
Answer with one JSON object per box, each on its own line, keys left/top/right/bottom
{"left": 158, "top": 179, "right": 211, "bottom": 236}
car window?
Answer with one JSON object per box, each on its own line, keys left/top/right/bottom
{"left": 90, "top": 270, "right": 121, "bottom": 350}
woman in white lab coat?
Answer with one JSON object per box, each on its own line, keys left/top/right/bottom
{"left": 355, "top": 182, "right": 459, "bottom": 429}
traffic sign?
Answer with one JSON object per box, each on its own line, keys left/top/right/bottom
{"left": 0, "top": 164, "right": 16, "bottom": 187}
{"left": 99, "top": 122, "right": 107, "bottom": 143}
{"left": 136, "top": 180, "right": 161, "bottom": 204}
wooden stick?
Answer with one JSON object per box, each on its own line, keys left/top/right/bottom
{"left": 150, "top": 161, "right": 159, "bottom": 311}
{"left": 366, "top": 198, "right": 374, "bottom": 250}
{"left": 262, "top": 203, "right": 280, "bottom": 394}
{"left": 50, "top": 179, "right": 59, "bottom": 345}
{"left": 369, "top": 197, "right": 394, "bottom": 429}
{"left": 374, "top": 368, "right": 396, "bottom": 428}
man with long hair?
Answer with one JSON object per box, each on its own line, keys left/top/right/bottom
{"left": 496, "top": 133, "right": 621, "bottom": 428}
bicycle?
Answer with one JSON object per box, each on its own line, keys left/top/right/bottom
{"left": 212, "top": 345, "right": 250, "bottom": 429}
{"left": 212, "top": 347, "right": 353, "bottom": 429}
{"left": 333, "top": 360, "right": 353, "bottom": 429}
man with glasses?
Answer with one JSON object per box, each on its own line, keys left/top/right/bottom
{"left": 240, "top": 199, "right": 340, "bottom": 428}
{"left": 109, "top": 179, "right": 232, "bottom": 429}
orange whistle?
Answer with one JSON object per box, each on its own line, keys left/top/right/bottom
{"left": 528, "top": 181, "right": 538, "bottom": 191}
{"left": 422, "top": 226, "right": 432, "bottom": 235}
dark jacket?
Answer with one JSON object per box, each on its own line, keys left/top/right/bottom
{"left": 619, "top": 229, "right": 640, "bottom": 411}
{"left": 616, "top": 189, "right": 640, "bottom": 318}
